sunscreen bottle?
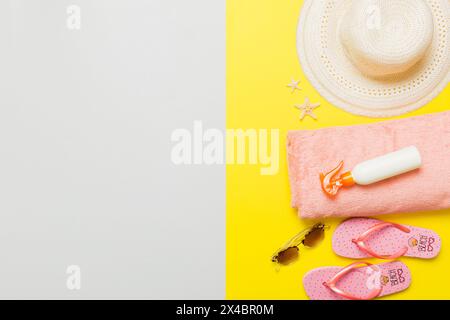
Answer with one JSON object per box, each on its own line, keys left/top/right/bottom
{"left": 320, "top": 146, "right": 422, "bottom": 196}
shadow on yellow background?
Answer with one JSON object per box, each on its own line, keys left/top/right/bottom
{"left": 226, "top": 0, "right": 450, "bottom": 300}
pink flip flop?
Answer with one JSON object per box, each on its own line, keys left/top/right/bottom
{"left": 303, "top": 261, "right": 411, "bottom": 300}
{"left": 332, "top": 218, "right": 441, "bottom": 260}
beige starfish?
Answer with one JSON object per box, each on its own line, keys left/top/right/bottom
{"left": 287, "top": 79, "right": 301, "bottom": 93}
{"left": 294, "top": 97, "right": 320, "bottom": 121}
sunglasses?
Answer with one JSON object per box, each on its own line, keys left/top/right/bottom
{"left": 271, "top": 223, "right": 327, "bottom": 266}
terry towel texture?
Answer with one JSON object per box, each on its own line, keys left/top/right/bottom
{"left": 287, "top": 111, "right": 450, "bottom": 219}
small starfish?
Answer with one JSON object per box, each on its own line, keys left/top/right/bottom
{"left": 287, "top": 79, "right": 301, "bottom": 93}
{"left": 294, "top": 97, "right": 320, "bottom": 121}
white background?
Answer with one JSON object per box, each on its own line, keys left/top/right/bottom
{"left": 0, "top": 0, "right": 225, "bottom": 299}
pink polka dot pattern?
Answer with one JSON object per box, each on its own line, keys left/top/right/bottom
{"left": 332, "top": 218, "right": 441, "bottom": 259}
{"left": 303, "top": 261, "right": 411, "bottom": 300}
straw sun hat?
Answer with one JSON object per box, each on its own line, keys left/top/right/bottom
{"left": 297, "top": 0, "right": 450, "bottom": 117}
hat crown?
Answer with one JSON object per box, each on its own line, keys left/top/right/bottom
{"left": 340, "top": 0, "right": 434, "bottom": 78}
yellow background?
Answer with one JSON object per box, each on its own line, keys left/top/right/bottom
{"left": 226, "top": 0, "right": 450, "bottom": 299}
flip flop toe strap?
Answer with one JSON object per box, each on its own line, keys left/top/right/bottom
{"left": 323, "top": 262, "right": 383, "bottom": 300}
{"left": 352, "top": 222, "right": 411, "bottom": 260}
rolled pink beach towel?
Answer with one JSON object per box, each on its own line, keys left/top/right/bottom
{"left": 287, "top": 111, "right": 450, "bottom": 219}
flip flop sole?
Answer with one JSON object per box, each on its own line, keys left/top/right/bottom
{"left": 303, "top": 261, "right": 411, "bottom": 300}
{"left": 332, "top": 218, "right": 441, "bottom": 259}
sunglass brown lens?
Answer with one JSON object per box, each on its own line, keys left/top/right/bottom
{"left": 276, "top": 247, "right": 299, "bottom": 265}
{"left": 302, "top": 227, "right": 324, "bottom": 248}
